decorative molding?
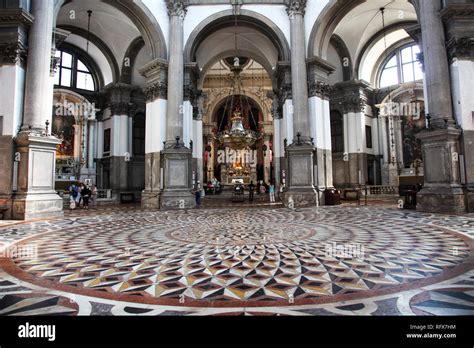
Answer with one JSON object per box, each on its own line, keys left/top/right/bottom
{"left": 447, "top": 37, "right": 474, "bottom": 62}
{"left": 285, "top": 0, "right": 307, "bottom": 17}
{"left": 103, "top": 83, "right": 138, "bottom": 115}
{"left": 0, "top": 41, "right": 27, "bottom": 65}
{"left": 139, "top": 58, "right": 168, "bottom": 79}
{"left": 143, "top": 81, "right": 167, "bottom": 102}
{"left": 166, "top": 0, "right": 188, "bottom": 18}
{"left": 330, "top": 80, "right": 373, "bottom": 114}
{"left": 0, "top": 8, "right": 34, "bottom": 26}
{"left": 440, "top": 4, "right": 474, "bottom": 21}
{"left": 308, "top": 81, "right": 333, "bottom": 99}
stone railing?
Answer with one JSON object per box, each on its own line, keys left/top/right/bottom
{"left": 364, "top": 186, "right": 398, "bottom": 196}
{"left": 97, "top": 189, "right": 113, "bottom": 200}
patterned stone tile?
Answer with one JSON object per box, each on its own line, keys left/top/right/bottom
{"left": 0, "top": 205, "right": 472, "bottom": 316}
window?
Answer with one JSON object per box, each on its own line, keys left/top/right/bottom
{"left": 379, "top": 44, "right": 423, "bottom": 88}
{"left": 54, "top": 50, "right": 96, "bottom": 91}
{"left": 366, "top": 125, "right": 373, "bottom": 149}
{"left": 103, "top": 129, "right": 111, "bottom": 154}
{"left": 330, "top": 111, "right": 344, "bottom": 153}
{"left": 133, "top": 114, "right": 145, "bottom": 156}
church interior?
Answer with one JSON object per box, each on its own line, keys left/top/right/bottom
{"left": 0, "top": 0, "right": 472, "bottom": 322}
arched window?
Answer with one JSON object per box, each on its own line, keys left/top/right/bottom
{"left": 379, "top": 44, "right": 423, "bottom": 88}
{"left": 54, "top": 50, "right": 96, "bottom": 91}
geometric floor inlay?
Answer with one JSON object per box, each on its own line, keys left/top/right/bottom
{"left": 2, "top": 207, "right": 471, "bottom": 309}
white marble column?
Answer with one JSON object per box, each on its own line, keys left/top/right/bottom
{"left": 165, "top": 1, "right": 186, "bottom": 145}
{"left": 22, "top": 0, "right": 55, "bottom": 131}
{"left": 160, "top": 0, "right": 195, "bottom": 209}
{"left": 88, "top": 120, "right": 96, "bottom": 171}
{"left": 12, "top": 0, "right": 63, "bottom": 220}
{"left": 418, "top": 0, "right": 455, "bottom": 128}
{"left": 287, "top": 0, "right": 311, "bottom": 142}
{"left": 415, "top": 0, "right": 465, "bottom": 212}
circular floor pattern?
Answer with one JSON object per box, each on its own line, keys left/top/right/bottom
{"left": 4, "top": 208, "right": 472, "bottom": 307}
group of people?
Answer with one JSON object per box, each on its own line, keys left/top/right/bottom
{"left": 206, "top": 178, "right": 222, "bottom": 195}
{"left": 248, "top": 181, "right": 276, "bottom": 203}
{"left": 69, "top": 183, "right": 97, "bottom": 210}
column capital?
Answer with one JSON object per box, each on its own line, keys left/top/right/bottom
{"left": 286, "top": 0, "right": 307, "bottom": 17}
{"left": 167, "top": 0, "right": 188, "bottom": 18}
{"left": 103, "top": 83, "right": 139, "bottom": 115}
{"left": 308, "top": 81, "right": 333, "bottom": 100}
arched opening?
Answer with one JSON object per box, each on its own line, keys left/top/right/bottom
{"left": 52, "top": 90, "right": 96, "bottom": 190}
{"left": 202, "top": 58, "right": 274, "bottom": 193}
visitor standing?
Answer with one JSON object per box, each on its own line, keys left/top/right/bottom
{"left": 260, "top": 181, "right": 267, "bottom": 194}
{"left": 249, "top": 181, "right": 255, "bottom": 202}
{"left": 91, "top": 185, "right": 98, "bottom": 207}
{"left": 269, "top": 183, "right": 275, "bottom": 203}
{"left": 82, "top": 186, "right": 92, "bottom": 210}
{"left": 69, "top": 184, "right": 78, "bottom": 210}
{"left": 195, "top": 181, "right": 202, "bottom": 206}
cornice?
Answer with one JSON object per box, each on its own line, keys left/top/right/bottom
{"left": 0, "top": 9, "right": 34, "bottom": 27}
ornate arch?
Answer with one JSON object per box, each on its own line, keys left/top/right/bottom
{"left": 55, "top": 0, "right": 167, "bottom": 60}
{"left": 308, "top": 0, "right": 365, "bottom": 59}
{"left": 204, "top": 89, "right": 272, "bottom": 126}
{"left": 184, "top": 9, "right": 291, "bottom": 64}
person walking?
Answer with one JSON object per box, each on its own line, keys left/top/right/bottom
{"left": 82, "top": 185, "right": 92, "bottom": 210}
{"left": 248, "top": 181, "right": 255, "bottom": 202}
{"left": 195, "top": 181, "right": 202, "bottom": 206}
{"left": 260, "top": 181, "right": 267, "bottom": 195}
{"left": 69, "top": 184, "right": 78, "bottom": 210}
{"left": 91, "top": 184, "right": 98, "bottom": 207}
{"left": 269, "top": 183, "right": 276, "bottom": 203}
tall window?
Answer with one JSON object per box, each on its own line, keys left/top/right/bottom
{"left": 54, "top": 50, "right": 96, "bottom": 91}
{"left": 133, "top": 114, "right": 146, "bottom": 156}
{"left": 331, "top": 111, "right": 344, "bottom": 153}
{"left": 379, "top": 44, "right": 423, "bottom": 88}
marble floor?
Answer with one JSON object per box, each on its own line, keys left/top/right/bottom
{"left": 0, "top": 203, "right": 472, "bottom": 316}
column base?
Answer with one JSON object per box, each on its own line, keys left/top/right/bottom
{"left": 141, "top": 190, "right": 160, "bottom": 209}
{"left": 161, "top": 146, "right": 196, "bottom": 210}
{"left": 12, "top": 193, "right": 64, "bottom": 220}
{"left": 284, "top": 143, "right": 317, "bottom": 208}
{"left": 282, "top": 188, "right": 318, "bottom": 208}
{"left": 464, "top": 186, "right": 474, "bottom": 213}
{"left": 417, "top": 186, "right": 466, "bottom": 213}
{"left": 160, "top": 190, "right": 196, "bottom": 210}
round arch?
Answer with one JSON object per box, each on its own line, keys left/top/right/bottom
{"left": 212, "top": 95, "right": 264, "bottom": 133}
{"left": 198, "top": 50, "right": 275, "bottom": 90}
{"left": 308, "top": 0, "right": 364, "bottom": 59}
{"left": 55, "top": 0, "right": 167, "bottom": 60}
{"left": 184, "top": 9, "right": 291, "bottom": 65}
{"left": 354, "top": 21, "right": 418, "bottom": 82}
{"left": 205, "top": 88, "right": 272, "bottom": 126}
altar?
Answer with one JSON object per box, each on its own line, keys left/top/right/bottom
{"left": 221, "top": 162, "right": 257, "bottom": 185}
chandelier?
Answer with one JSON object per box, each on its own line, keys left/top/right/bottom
{"left": 214, "top": 14, "right": 261, "bottom": 150}
{"left": 217, "top": 106, "right": 259, "bottom": 150}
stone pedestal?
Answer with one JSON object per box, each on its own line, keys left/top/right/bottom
{"left": 282, "top": 144, "right": 317, "bottom": 207}
{"left": 160, "top": 146, "right": 195, "bottom": 209}
{"left": 12, "top": 132, "right": 63, "bottom": 220}
{"left": 142, "top": 152, "right": 162, "bottom": 209}
{"left": 416, "top": 128, "right": 466, "bottom": 213}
